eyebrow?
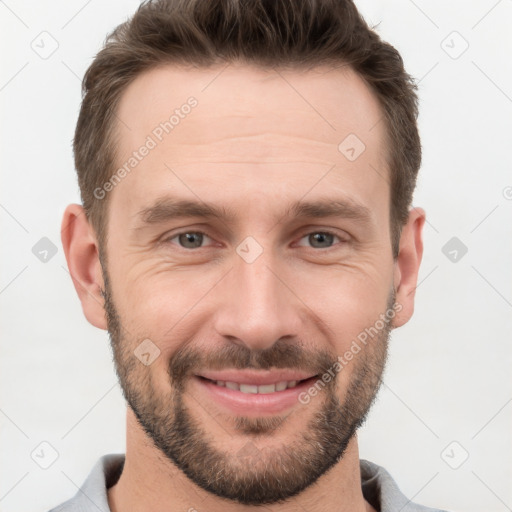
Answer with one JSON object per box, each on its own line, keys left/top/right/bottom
{"left": 133, "top": 195, "right": 373, "bottom": 230}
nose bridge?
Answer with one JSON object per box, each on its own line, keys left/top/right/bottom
{"left": 214, "top": 244, "right": 299, "bottom": 351}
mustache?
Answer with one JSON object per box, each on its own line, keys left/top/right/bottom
{"left": 167, "top": 339, "right": 337, "bottom": 389}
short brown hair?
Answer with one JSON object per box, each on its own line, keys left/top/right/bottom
{"left": 74, "top": 0, "right": 421, "bottom": 258}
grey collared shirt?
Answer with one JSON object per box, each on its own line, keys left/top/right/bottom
{"left": 48, "top": 454, "right": 449, "bottom": 512}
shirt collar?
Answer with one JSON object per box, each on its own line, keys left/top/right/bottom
{"left": 51, "top": 454, "right": 444, "bottom": 512}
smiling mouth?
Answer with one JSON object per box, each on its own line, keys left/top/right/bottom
{"left": 197, "top": 376, "right": 318, "bottom": 394}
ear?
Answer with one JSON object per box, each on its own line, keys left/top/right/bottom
{"left": 61, "top": 204, "right": 107, "bottom": 330}
{"left": 392, "top": 207, "right": 426, "bottom": 328}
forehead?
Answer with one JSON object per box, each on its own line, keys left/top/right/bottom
{"left": 110, "top": 62, "right": 389, "bottom": 223}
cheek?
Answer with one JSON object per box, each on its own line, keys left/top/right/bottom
{"left": 297, "top": 263, "right": 391, "bottom": 333}
{"left": 109, "top": 237, "right": 393, "bottom": 343}
{"left": 109, "top": 260, "right": 218, "bottom": 345}
{"left": 319, "top": 295, "right": 387, "bottom": 355}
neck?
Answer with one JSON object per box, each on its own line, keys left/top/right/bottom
{"left": 108, "top": 408, "right": 375, "bottom": 512}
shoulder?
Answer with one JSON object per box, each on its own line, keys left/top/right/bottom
{"left": 47, "top": 454, "right": 125, "bottom": 512}
{"left": 360, "top": 459, "right": 451, "bottom": 512}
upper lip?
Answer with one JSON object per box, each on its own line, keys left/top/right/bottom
{"left": 196, "top": 370, "right": 317, "bottom": 386}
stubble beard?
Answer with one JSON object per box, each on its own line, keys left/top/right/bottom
{"left": 100, "top": 259, "right": 392, "bottom": 505}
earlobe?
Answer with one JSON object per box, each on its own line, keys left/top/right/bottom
{"left": 61, "top": 204, "right": 107, "bottom": 330}
{"left": 392, "top": 207, "right": 426, "bottom": 328}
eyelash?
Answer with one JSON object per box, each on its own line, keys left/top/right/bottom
{"left": 162, "top": 229, "right": 348, "bottom": 250}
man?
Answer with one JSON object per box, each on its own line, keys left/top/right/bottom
{"left": 52, "top": 0, "right": 446, "bottom": 510}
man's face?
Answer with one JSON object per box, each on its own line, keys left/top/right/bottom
{"left": 101, "top": 63, "right": 396, "bottom": 504}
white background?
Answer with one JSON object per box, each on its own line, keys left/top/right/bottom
{"left": 1, "top": 1, "right": 511, "bottom": 511}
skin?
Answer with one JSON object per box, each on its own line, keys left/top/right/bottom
{"left": 62, "top": 62, "right": 425, "bottom": 512}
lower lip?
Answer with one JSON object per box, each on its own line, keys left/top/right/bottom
{"left": 192, "top": 376, "right": 317, "bottom": 416}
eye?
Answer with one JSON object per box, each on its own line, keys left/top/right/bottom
{"left": 166, "top": 231, "right": 214, "bottom": 249}
{"left": 163, "top": 229, "right": 347, "bottom": 251}
{"left": 295, "top": 231, "right": 345, "bottom": 249}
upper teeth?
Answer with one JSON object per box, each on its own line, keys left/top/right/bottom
{"left": 215, "top": 380, "right": 299, "bottom": 393}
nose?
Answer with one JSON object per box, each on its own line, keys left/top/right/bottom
{"left": 213, "top": 247, "right": 302, "bottom": 352}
